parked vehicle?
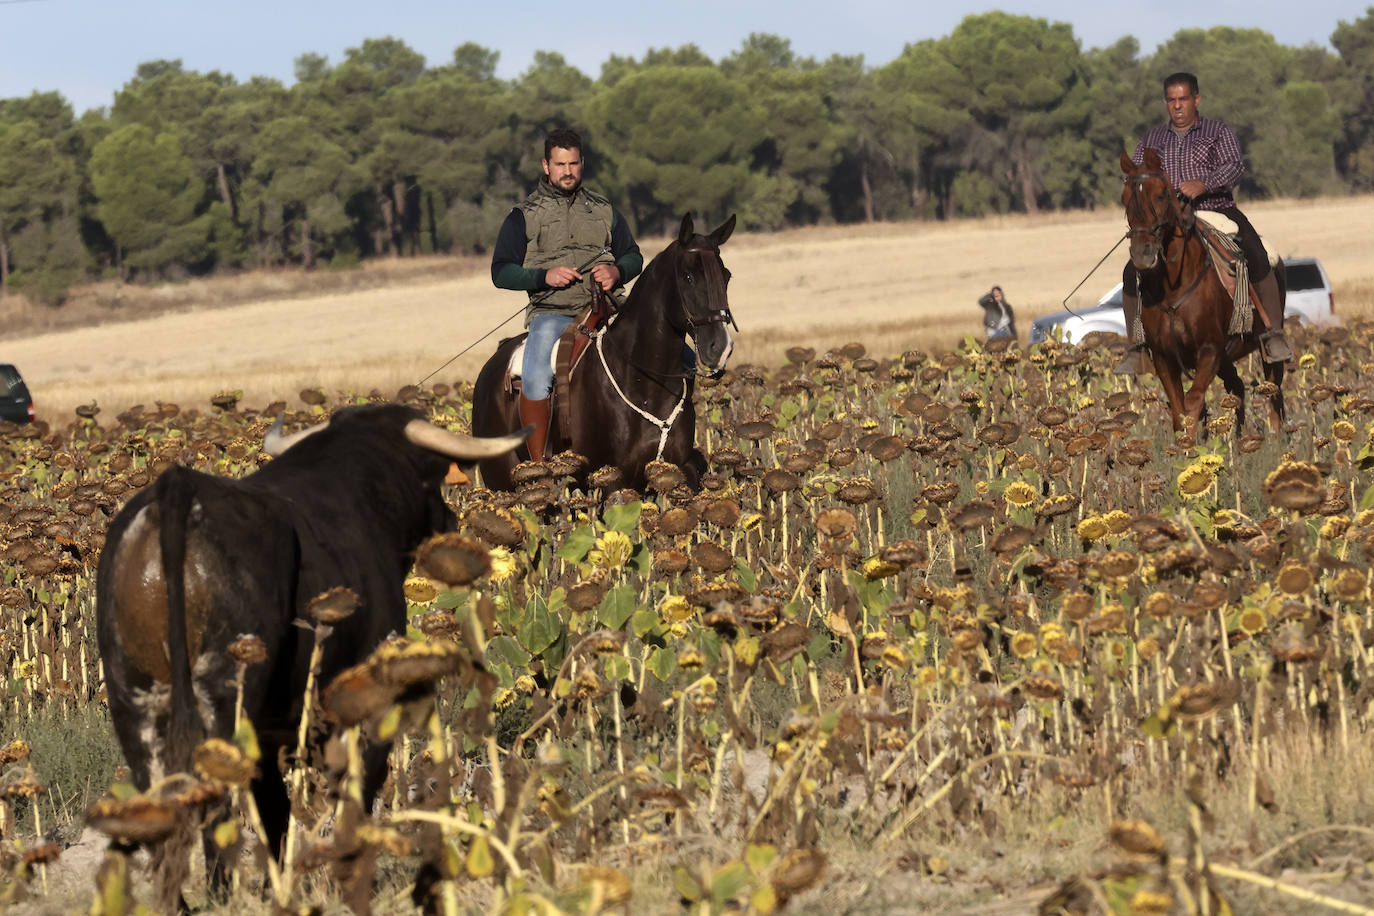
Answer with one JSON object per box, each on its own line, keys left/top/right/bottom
{"left": 1028, "top": 284, "right": 1127, "bottom": 345}
{"left": 1283, "top": 257, "right": 1337, "bottom": 327}
{"left": 0, "top": 364, "right": 35, "bottom": 425}
{"left": 1029, "top": 256, "right": 1336, "bottom": 345}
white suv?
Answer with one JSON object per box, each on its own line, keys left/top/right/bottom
{"left": 1028, "top": 255, "right": 1336, "bottom": 345}
{"left": 1282, "top": 257, "right": 1336, "bottom": 327}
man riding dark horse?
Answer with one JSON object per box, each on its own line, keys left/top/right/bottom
{"left": 491, "top": 127, "right": 644, "bottom": 461}
{"left": 1114, "top": 71, "right": 1292, "bottom": 375}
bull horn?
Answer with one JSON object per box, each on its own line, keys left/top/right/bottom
{"left": 263, "top": 415, "right": 329, "bottom": 457}
{"left": 404, "top": 420, "right": 532, "bottom": 460}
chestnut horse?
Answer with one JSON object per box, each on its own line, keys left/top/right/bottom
{"left": 1120, "top": 149, "right": 1285, "bottom": 432}
{"left": 472, "top": 213, "right": 737, "bottom": 492}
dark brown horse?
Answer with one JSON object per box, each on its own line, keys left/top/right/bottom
{"left": 1120, "top": 149, "right": 1285, "bottom": 432}
{"left": 472, "top": 213, "right": 737, "bottom": 491}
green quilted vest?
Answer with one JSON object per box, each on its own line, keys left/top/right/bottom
{"left": 521, "top": 179, "right": 617, "bottom": 315}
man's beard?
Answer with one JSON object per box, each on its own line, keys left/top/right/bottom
{"left": 550, "top": 175, "right": 581, "bottom": 194}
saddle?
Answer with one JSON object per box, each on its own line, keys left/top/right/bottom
{"left": 502, "top": 285, "right": 619, "bottom": 450}
{"left": 1193, "top": 211, "right": 1278, "bottom": 336}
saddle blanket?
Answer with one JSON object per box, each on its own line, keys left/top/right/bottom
{"left": 506, "top": 340, "right": 557, "bottom": 381}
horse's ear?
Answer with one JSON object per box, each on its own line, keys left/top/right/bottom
{"left": 709, "top": 214, "right": 736, "bottom": 247}
{"left": 1143, "top": 147, "right": 1164, "bottom": 171}
{"left": 678, "top": 213, "right": 694, "bottom": 245}
{"left": 1120, "top": 152, "right": 1134, "bottom": 174}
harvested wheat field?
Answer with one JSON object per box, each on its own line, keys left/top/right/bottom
{"left": 11, "top": 197, "right": 1373, "bottom": 420}
{"left": 6, "top": 202, "right": 1374, "bottom": 915}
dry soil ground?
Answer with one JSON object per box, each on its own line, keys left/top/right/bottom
{"left": 9, "top": 197, "right": 1373, "bottom": 420}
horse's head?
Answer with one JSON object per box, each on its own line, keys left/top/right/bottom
{"left": 1120, "top": 148, "right": 1187, "bottom": 271}
{"left": 670, "top": 212, "right": 737, "bottom": 373}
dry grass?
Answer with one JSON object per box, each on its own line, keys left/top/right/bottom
{"left": 8, "top": 197, "right": 1374, "bottom": 420}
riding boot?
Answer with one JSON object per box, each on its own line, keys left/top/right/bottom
{"left": 1113, "top": 286, "right": 1149, "bottom": 375}
{"left": 1254, "top": 271, "right": 1293, "bottom": 364}
{"left": 518, "top": 395, "right": 551, "bottom": 462}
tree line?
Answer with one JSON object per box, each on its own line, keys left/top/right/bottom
{"left": 1, "top": 10, "right": 1372, "bottom": 304}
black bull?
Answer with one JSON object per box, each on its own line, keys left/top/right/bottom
{"left": 95, "top": 404, "right": 526, "bottom": 869}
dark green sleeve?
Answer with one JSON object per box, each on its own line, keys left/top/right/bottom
{"left": 611, "top": 208, "right": 643, "bottom": 283}
{"left": 491, "top": 209, "right": 547, "bottom": 291}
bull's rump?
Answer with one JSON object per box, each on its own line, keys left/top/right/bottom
{"left": 97, "top": 468, "right": 299, "bottom": 780}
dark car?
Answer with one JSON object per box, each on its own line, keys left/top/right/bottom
{"left": 0, "top": 364, "right": 35, "bottom": 424}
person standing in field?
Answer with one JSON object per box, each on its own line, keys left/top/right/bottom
{"left": 1114, "top": 71, "right": 1292, "bottom": 375}
{"left": 490, "top": 128, "right": 643, "bottom": 462}
{"left": 979, "top": 285, "right": 1016, "bottom": 341}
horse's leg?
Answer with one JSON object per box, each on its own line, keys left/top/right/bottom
{"left": 1263, "top": 357, "right": 1286, "bottom": 430}
{"left": 472, "top": 344, "right": 526, "bottom": 491}
{"left": 1182, "top": 347, "right": 1221, "bottom": 432}
{"left": 1217, "top": 361, "right": 1246, "bottom": 432}
{"left": 1149, "top": 352, "right": 1188, "bottom": 432}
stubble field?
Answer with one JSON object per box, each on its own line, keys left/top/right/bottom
{"left": 4, "top": 202, "right": 1374, "bottom": 915}
{"left": 9, "top": 196, "right": 1374, "bottom": 421}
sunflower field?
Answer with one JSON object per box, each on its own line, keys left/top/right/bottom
{"left": 3, "top": 323, "right": 1374, "bottom": 914}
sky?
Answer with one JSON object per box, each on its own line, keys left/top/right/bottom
{"left": 2, "top": 0, "right": 1371, "bottom": 114}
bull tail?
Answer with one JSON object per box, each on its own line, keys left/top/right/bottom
{"left": 157, "top": 466, "right": 203, "bottom": 773}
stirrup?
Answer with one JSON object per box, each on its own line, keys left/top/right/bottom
{"left": 1113, "top": 344, "right": 1148, "bottom": 376}
{"left": 1260, "top": 329, "right": 1293, "bottom": 364}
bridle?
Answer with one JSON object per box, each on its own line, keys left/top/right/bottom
{"left": 1123, "top": 171, "right": 1187, "bottom": 259}
{"left": 1124, "top": 170, "right": 1207, "bottom": 312}
{"left": 674, "top": 243, "right": 738, "bottom": 334}
{"left": 587, "top": 239, "right": 738, "bottom": 457}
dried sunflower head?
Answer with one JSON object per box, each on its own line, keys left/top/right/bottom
{"left": 1275, "top": 562, "right": 1315, "bottom": 596}
{"left": 415, "top": 533, "right": 491, "bottom": 587}
{"left": 464, "top": 506, "right": 526, "bottom": 548}
{"left": 322, "top": 663, "right": 400, "bottom": 727}
{"left": 369, "top": 638, "right": 461, "bottom": 687}
{"left": 1023, "top": 675, "right": 1064, "bottom": 700}
{"left": 1264, "top": 460, "right": 1324, "bottom": 513}
{"left": 86, "top": 795, "right": 179, "bottom": 845}
{"left": 1332, "top": 567, "right": 1367, "bottom": 602}
{"left": 815, "top": 507, "right": 859, "bottom": 540}
{"left": 1176, "top": 462, "right": 1217, "bottom": 498}
{"left": 836, "top": 476, "right": 879, "bottom": 504}
{"left": 193, "top": 739, "right": 254, "bottom": 787}
{"left": 0, "top": 739, "right": 32, "bottom": 765}
{"left": 1110, "top": 818, "right": 1167, "bottom": 861}
{"left": 226, "top": 635, "right": 268, "bottom": 666}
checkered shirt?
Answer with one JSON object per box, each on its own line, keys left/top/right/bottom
{"left": 1132, "top": 115, "right": 1244, "bottom": 211}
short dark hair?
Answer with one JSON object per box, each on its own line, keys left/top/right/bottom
{"left": 544, "top": 128, "right": 583, "bottom": 160}
{"left": 1163, "top": 72, "right": 1199, "bottom": 96}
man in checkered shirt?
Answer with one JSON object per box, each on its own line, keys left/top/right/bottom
{"left": 1114, "top": 72, "right": 1292, "bottom": 375}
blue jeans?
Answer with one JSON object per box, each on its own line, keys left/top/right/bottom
{"left": 519, "top": 313, "right": 574, "bottom": 398}
{"left": 522, "top": 313, "right": 574, "bottom": 399}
